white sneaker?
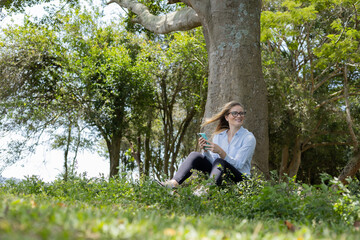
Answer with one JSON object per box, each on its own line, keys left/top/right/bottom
{"left": 193, "top": 186, "right": 208, "bottom": 197}
{"left": 156, "top": 179, "right": 178, "bottom": 189}
{"left": 154, "top": 179, "right": 180, "bottom": 197}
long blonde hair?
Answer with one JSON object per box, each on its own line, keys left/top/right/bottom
{"left": 202, "top": 101, "right": 244, "bottom": 134}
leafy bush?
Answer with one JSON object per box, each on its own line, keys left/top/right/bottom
{"left": 332, "top": 177, "right": 360, "bottom": 224}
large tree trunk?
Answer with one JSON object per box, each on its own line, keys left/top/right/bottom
{"left": 201, "top": 0, "right": 269, "bottom": 176}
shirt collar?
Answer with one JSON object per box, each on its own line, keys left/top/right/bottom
{"left": 219, "top": 126, "right": 244, "bottom": 136}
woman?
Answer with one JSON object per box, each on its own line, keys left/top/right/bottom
{"left": 162, "top": 101, "right": 256, "bottom": 189}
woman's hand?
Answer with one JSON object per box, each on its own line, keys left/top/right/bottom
{"left": 198, "top": 137, "right": 226, "bottom": 159}
{"left": 198, "top": 137, "right": 210, "bottom": 150}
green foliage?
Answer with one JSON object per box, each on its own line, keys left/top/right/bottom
{"left": 332, "top": 176, "right": 360, "bottom": 224}
{"left": 0, "top": 3, "right": 158, "bottom": 177}
{"left": 129, "top": 28, "right": 207, "bottom": 177}
{"left": 1, "top": 174, "right": 360, "bottom": 239}
{"left": 0, "top": 2, "right": 208, "bottom": 178}
{"left": 0, "top": 0, "right": 80, "bottom": 13}
{"left": 261, "top": 0, "right": 360, "bottom": 182}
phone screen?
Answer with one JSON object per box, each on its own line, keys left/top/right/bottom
{"left": 198, "top": 133, "right": 208, "bottom": 140}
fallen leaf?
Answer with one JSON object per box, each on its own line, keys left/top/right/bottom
{"left": 163, "top": 228, "right": 177, "bottom": 236}
{"left": 284, "top": 220, "right": 295, "bottom": 232}
{"left": 30, "top": 200, "right": 37, "bottom": 208}
{"left": 57, "top": 202, "right": 66, "bottom": 207}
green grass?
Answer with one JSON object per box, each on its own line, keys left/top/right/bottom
{"left": 0, "top": 174, "right": 359, "bottom": 239}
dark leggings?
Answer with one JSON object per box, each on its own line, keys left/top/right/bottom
{"left": 173, "top": 152, "right": 245, "bottom": 186}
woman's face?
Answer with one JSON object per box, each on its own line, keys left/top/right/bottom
{"left": 225, "top": 105, "right": 245, "bottom": 129}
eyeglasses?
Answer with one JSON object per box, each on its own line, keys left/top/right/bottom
{"left": 228, "top": 111, "right": 246, "bottom": 117}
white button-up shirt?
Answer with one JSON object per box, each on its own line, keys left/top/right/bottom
{"left": 203, "top": 126, "right": 256, "bottom": 176}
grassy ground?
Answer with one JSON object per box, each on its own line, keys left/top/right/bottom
{"left": 0, "top": 174, "right": 359, "bottom": 239}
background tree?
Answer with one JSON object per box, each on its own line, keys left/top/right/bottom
{"left": 49, "top": 114, "right": 93, "bottom": 181}
{"left": 0, "top": 4, "right": 155, "bottom": 178}
{"left": 0, "top": 17, "right": 69, "bottom": 174}
{"left": 51, "top": 6, "right": 156, "bottom": 177}
{"left": 314, "top": 1, "right": 360, "bottom": 183}
{"left": 261, "top": 0, "right": 360, "bottom": 182}
{"left": 136, "top": 29, "right": 208, "bottom": 178}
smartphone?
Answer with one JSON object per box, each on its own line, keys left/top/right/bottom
{"left": 198, "top": 132, "right": 208, "bottom": 141}
{"left": 198, "top": 133, "right": 210, "bottom": 149}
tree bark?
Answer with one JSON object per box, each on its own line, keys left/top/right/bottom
{"left": 144, "top": 120, "right": 152, "bottom": 176}
{"left": 287, "top": 137, "right": 302, "bottom": 178}
{"left": 338, "top": 150, "right": 360, "bottom": 184}
{"left": 71, "top": 123, "right": 82, "bottom": 174}
{"left": 343, "top": 66, "right": 358, "bottom": 149}
{"left": 108, "top": 134, "right": 122, "bottom": 178}
{"left": 108, "top": 0, "right": 269, "bottom": 176}
{"left": 63, "top": 123, "right": 72, "bottom": 181}
{"left": 130, "top": 136, "right": 143, "bottom": 177}
{"left": 279, "top": 145, "right": 289, "bottom": 178}
{"left": 279, "top": 137, "right": 302, "bottom": 180}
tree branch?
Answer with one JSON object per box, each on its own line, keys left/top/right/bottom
{"left": 315, "top": 90, "right": 360, "bottom": 109}
{"left": 312, "top": 70, "right": 343, "bottom": 93}
{"left": 343, "top": 65, "right": 358, "bottom": 149}
{"left": 168, "top": 0, "right": 191, "bottom": 6}
{"left": 107, "top": 0, "right": 201, "bottom": 34}
{"left": 302, "top": 141, "right": 350, "bottom": 152}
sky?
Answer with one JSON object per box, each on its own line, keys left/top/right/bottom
{"left": 0, "top": 0, "right": 125, "bottom": 182}
{"left": 2, "top": 146, "right": 109, "bottom": 182}
{"left": 1, "top": 0, "right": 124, "bottom": 26}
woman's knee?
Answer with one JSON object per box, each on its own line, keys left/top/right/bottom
{"left": 184, "top": 151, "right": 204, "bottom": 165}
{"left": 188, "top": 151, "right": 203, "bottom": 159}
{"left": 213, "top": 158, "right": 226, "bottom": 168}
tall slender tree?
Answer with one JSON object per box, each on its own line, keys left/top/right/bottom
{"left": 0, "top": 5, "right": 155, "bottom": 178}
